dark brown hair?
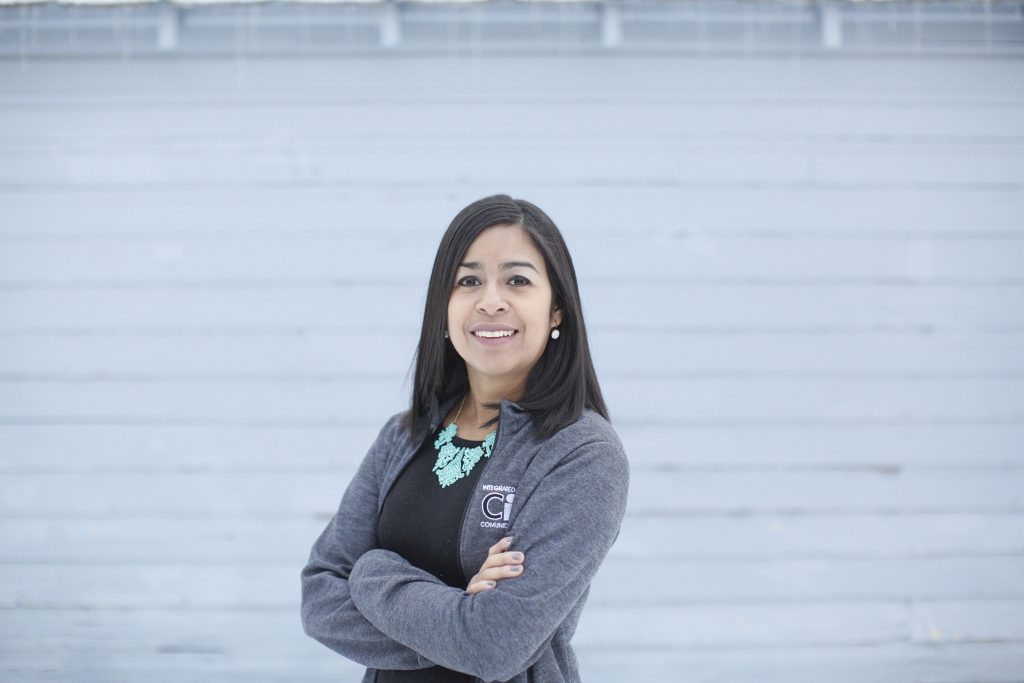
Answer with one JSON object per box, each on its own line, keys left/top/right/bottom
{"left": 402, "top": 194, "right": 608, "bottom": 442}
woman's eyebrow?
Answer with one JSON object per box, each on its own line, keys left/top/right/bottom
{"left": 458, "top": 260, "right": 539, "bottom": 274}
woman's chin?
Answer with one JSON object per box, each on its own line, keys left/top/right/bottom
{"left": 465, "top": 359, "right": 526, "bottom": 380}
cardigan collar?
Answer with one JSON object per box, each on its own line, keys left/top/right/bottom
{"left": 424, "top": 391, "right": 531, "bottom": 440}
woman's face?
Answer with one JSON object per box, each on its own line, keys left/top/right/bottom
{"left": 447, "top": 224, "right": 563, "bottom": 392}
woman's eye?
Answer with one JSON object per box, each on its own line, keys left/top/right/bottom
{"left": 457, "top": 276, "right": 529, "bottom": 287}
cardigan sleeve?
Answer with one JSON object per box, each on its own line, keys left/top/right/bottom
{"left": 348, "top": 438, "right": 630, "bottom": 683}
{"left": 300, "top": 413, "right": 437, "bottom": 670}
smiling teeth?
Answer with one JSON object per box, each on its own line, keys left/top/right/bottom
{"left": 474, "top": 330, "right": 515, "bottom": 338}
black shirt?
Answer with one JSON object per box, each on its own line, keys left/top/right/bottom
{"left": 374, "top": 425, "right": 493, "bottom": 683}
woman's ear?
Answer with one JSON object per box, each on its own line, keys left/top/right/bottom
{"left": 551, "top": 305, "right": 563, "bottom": 329}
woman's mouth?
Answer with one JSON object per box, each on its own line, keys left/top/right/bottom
{"left": 471, "top": 329, "right": 518, "bottom": 347}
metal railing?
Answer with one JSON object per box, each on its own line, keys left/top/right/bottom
{"left": 0, "top": 0, "right": 1021, "bottom": 58}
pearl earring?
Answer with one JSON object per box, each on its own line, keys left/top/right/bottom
{"left": 444, "top": 329, "right": 449, "bottom": 339}
{"left": 550, "top": 328, "right": 560, "bottom": 340}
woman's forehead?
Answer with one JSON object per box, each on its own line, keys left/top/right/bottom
{"left": 461, "top": 224, "right": 542, "bottom": 264}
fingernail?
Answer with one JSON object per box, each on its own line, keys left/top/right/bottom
{"left": 503, "top": 536, "right": 514, "bottom": 543}
{"left": 511, "top": 552, "right": 523, "bottom": 560}
{"left": 486, "top": 581, "right": 496, "bottom": 587}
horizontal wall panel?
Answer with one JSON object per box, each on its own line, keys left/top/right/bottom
{"left": 3, "top": 601, "right": 1021, "bottom": 652}
{"left": 3, "top": 235, "right": 1024, "bottom": 281}
{"left": 3, "top": 375, "right": 1023, "bottom": 424}
{"left": 2, "top": 186, "right": 1022, "bottom": 237}
{"left": 3, "top": 420, "right": 1024, "bottom": 471}
{"left": 2, "top": 283, "right": 1021, "bottom": 328}
{"left": 1, "top": 82, "right": 1022, "bottom": 139}
{"left": 1, "top": 637, "right": 1021, "bottom": 683}
{"left": 2, "top": 468, "right": 1021, "bottom": 517}
{"left": 3, "top": 329, "right": 1022, "bottom": 376}
{"left": 3, "top": 137, "right": 1023, "bottom": 187}
{"left": 4, "top": 513, "right": 1022, "bottom": 563}
{"left": 3, "top": 557, "right": 1023, "bottom": 608}
{"left": 577, "top": 641, "right": 1024, "bottom": 683}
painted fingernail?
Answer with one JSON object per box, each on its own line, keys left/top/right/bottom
{"left": 503, "top": 536, "right": 514, "bottom": 543}
{"left": 486, "top": 581, "right": 497, "bottom": 587}
{"left": 510, "top": 565, "right": 521, "bottom": 572}
{"left": 511, "top": 552, "right": 523, "bottom": 560}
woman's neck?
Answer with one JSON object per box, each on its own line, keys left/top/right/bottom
{"left": 453, "top": 373, "right": 526, "bottom": 437}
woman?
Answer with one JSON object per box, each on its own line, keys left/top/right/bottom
{"left": 300, "top": 194, "right": 630, "bottom": 683}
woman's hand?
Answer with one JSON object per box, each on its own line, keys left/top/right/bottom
{"left": 465, "top": 536, "right": 525, "bottom": 595}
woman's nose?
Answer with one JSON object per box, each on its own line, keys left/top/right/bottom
{"left": 476, "top": 282, "right": 507, "bottom": 314}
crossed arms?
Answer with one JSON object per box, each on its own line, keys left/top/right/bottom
{"left": 300, "top": 417, "right": 629, "bottom": 683}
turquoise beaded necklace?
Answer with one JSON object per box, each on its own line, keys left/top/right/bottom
{"left": 432, "top": 394, "right": 497, "bottom": 489}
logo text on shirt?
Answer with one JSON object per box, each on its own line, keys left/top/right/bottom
{"left": 480, "top": 483, "right": 517, "bottom": 529}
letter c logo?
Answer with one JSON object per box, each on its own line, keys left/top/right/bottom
{"left": 482, "top": 492, "right": 505, "bottom": 520}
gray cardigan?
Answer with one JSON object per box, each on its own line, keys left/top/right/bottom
{"left": 300, "top": 393, "right": 630, "bottom": 683}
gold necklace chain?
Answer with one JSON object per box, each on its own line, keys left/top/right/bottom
{"left": 450, "top": 393, "right": 466, "bottom": 430}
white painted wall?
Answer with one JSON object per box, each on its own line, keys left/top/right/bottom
{"left": 1, "top": 46, "right": 1022, "bottom": 682}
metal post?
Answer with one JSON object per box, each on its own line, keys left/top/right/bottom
{"left": 380, "top": 0, "right": 401, "bottom": 49}
{"left": 601, "top": 1, "right": 622, "bottom": 48}
{"left": 819, "top": 0, "right": 842, "bottom": 50}
{"left": 157, "top": 1, "right": 180, "bottom": 51}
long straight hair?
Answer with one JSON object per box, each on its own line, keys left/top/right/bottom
{"left": 403, "top": 194, "right": 608, "bottom": 442}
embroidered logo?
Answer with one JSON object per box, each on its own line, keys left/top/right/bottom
{"left": 479, "top": 483, "right": 516, "bottom": 529}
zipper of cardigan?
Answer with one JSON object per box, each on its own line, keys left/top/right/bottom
{"left": 456, "top": 414, "right": 501, "bottom": 587}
